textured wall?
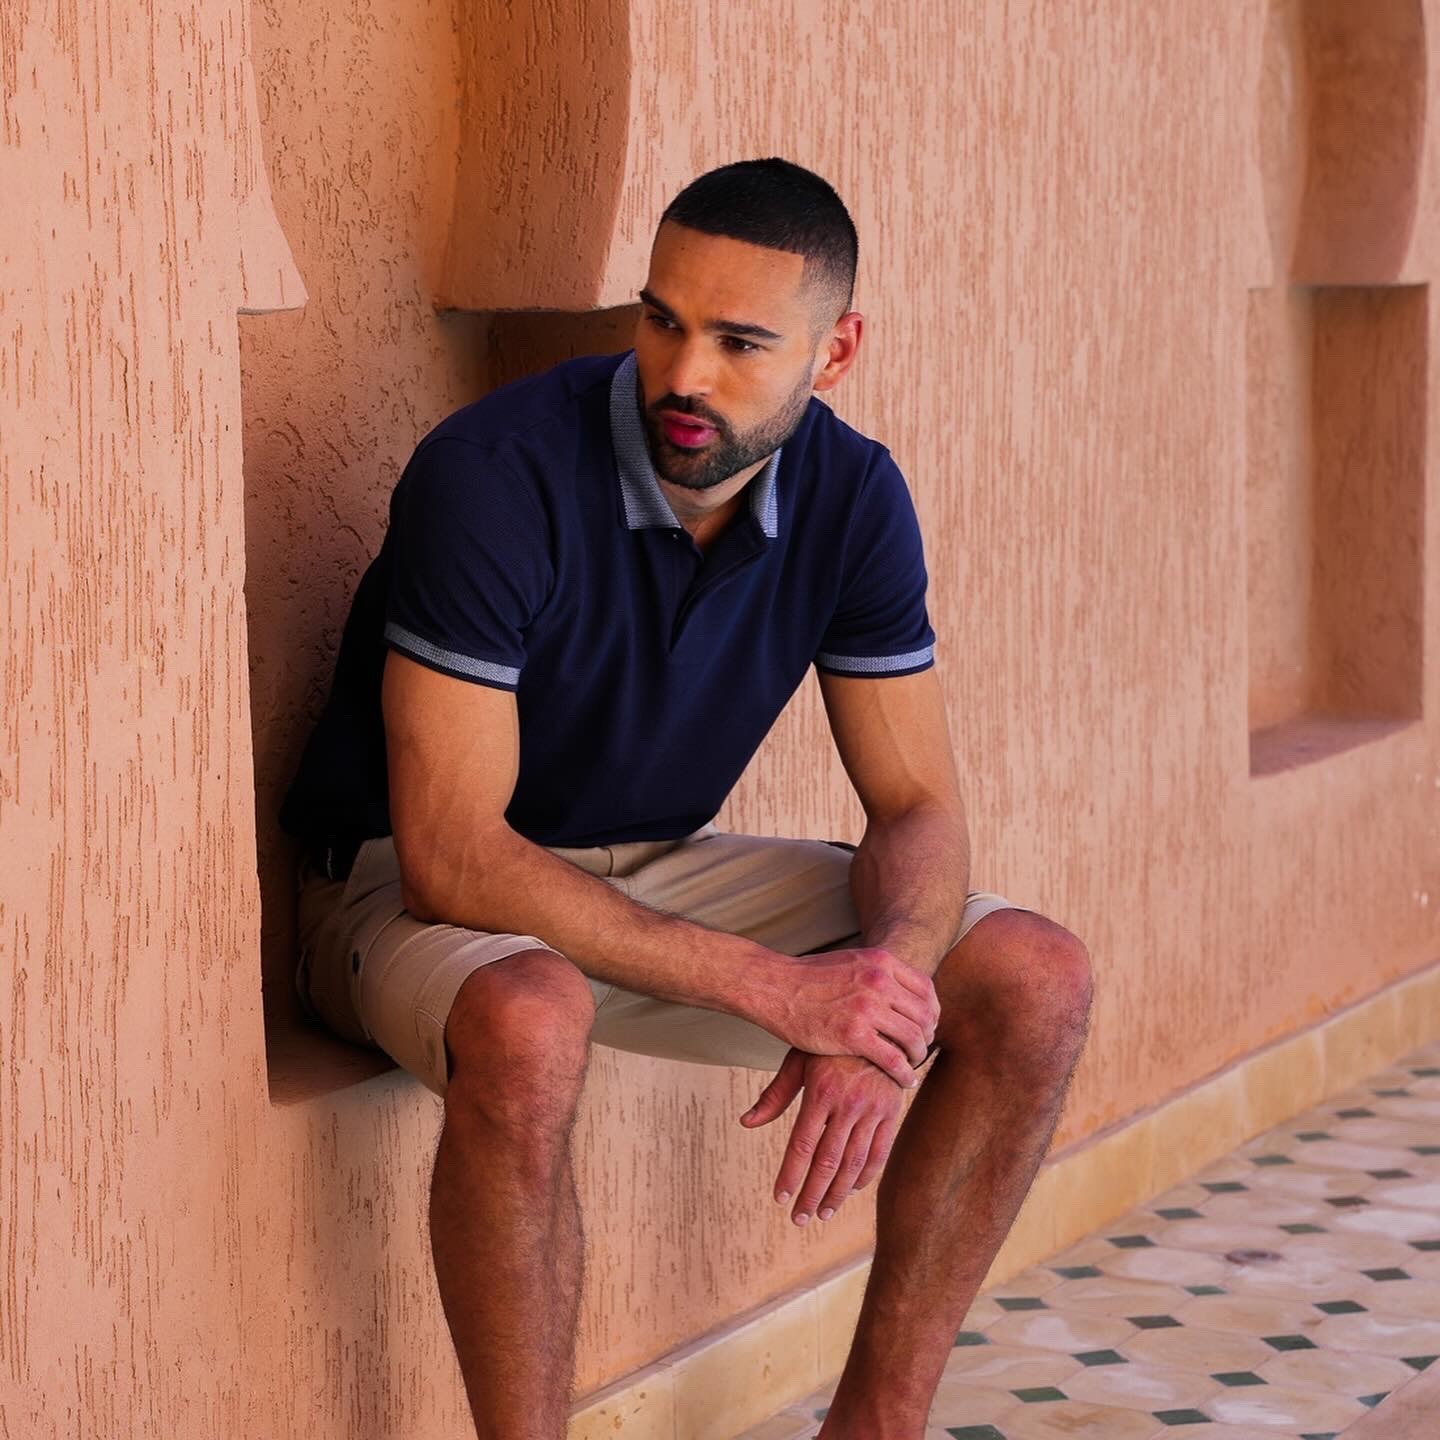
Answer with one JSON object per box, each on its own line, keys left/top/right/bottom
{"left": 0, "top": 1, "right": 298, "bottom": 1434}
{"left": 7, "top": 0, "right": 1440, "bottom": 1434}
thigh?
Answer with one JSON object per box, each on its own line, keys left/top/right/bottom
{"left": 594, "top": 829, "right": 1029, "bottom": 1071}
{"left": 296, "top": 836, "right": 610, "bottom": 1098}
{"left": 612, "top": 829, "right": 862, "bottom": 957}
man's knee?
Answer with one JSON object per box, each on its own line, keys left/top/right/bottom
{"left": 941, "top": 909, "right": 1093, "bottom": 1068}
{"left": 443, "top": 948, "right": 597, "bottom": 1125}
{"left": 1012, "top": 912, "right": 1092, "bottom": 1026}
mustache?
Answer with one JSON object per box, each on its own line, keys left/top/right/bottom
{"left": 649, "top": 395, "right": 728, "bottom": 433}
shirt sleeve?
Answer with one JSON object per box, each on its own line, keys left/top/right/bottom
{"left": 382, "top": 437, "right": 552, "bottom": 692}
{"left": 815, "top": 447, "right": 937, "bottom": 678}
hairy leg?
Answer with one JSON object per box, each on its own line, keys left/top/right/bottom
{"left": 819, "top": 911, "right": 1093, "bottom": 1440}
{"left": 428, "top": 950, "right": 597, "bottom": 1440}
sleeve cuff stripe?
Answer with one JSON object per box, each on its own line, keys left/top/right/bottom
{"left": 384, "top": 622, "right": 521, "bottom": 687}
{"left": 816, "top": 646, "right": 935, "bottom": 675}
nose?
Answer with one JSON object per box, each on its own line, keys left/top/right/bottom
{"left": 663, "top": 337, "right": 714, "bottom": 401}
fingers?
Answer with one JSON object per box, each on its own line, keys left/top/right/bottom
{"left": 813, "top": 1116, "right": 879, "bottom": 1221}
{"left": 851, "top": 1113, "right": 899, "bottom": 1194}
{"left": 864, "top": 1007, "right": 933, "bottom": 1078}
{"left": 886, "top": 954, "right": 941, "bottom": 1017}
{"left": 892, "top": 991, "right": 939, "bottom": 1048}
{"left": 785, "top": 1102, "right": 858, "bottom": 1227}
{"left": 772, "top": 1086, "right": 834, "bottom": 1218}
{"left": 769, "top": 1057, "right": 907, "bottom": 1226}
{"left": 887, "top": 1010, "right": 933, "bottom": 1068}
{"left": 861, "top": 1032, "right": 921, "bottom": 1089}
{"left": 869, "top": 948, "right": 941, "bottom": 1044}
{"left": 740, "top": 1048, "right": 806, "bottom": 1128}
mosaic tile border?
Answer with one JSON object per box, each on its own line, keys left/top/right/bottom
{"left": 568, "top": 960, "right": 1440, "bottom": 1440}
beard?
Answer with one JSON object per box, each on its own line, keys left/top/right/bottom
{"left": 639, "top": 365, "right": 815, "bottom": 491}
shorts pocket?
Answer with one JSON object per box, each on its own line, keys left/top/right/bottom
{"left": 341, "top": 849, "right": 409, "bottom": 1044}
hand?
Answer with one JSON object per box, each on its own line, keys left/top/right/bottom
{"left": 765, "top": 946, "right": 939, "bottom": 1090}
{"left": 740, "top": 1048, "right": 922, "bottom": 1226}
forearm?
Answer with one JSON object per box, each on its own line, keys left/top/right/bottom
{"left": 849, "top": 801, "right": 970, "bottom": 979}
{"left": 399, "top": 822, "right": 788, "bottom": 1023}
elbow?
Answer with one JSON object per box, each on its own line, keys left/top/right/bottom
{"left": 393, "top": 840, "right": 442, "bottom": 923}
{"left": 399, "top": 876, "right": 436, "bottom": 923}
{"left": 392, "top": 821, "right": 519, "bottom": 926}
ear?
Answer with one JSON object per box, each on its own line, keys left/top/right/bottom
{"left": 811, "top": 311, "right": 863, "bottom": 393}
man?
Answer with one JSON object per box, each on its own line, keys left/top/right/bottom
{"left": 281, "top": 158, "right": 1092, "bottom": 1440}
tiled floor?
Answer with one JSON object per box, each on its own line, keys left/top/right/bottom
{"left": 738, "top": 1040, "right": 1440, "bottom": 1440}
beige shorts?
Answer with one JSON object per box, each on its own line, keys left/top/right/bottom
{"left": 294, "top": 822, "right": 1025, "bottom": 1098}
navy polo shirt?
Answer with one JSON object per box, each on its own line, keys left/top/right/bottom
{"left": 278, "top": 350, "right": 936, "bottom": 849}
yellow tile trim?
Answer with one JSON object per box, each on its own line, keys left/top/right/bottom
{"left": 568, "top": 1360, "right": 676, "bottom": 1440}
{"left": 568, "top": 958, "right": 1440, "bottom": 1438}
{"left": 567, "top": 1276, "right": 835, "bottom": 1440}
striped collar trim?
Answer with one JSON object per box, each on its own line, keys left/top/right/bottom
{"left": 608, "top": 351, "right": 780, "bottom": 539}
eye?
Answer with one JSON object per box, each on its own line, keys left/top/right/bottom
{"left": 646, "top": 312, "right": 678, "bottom": 331}
{"left": 721, "top": 336, "right": 760, "bottom": 354}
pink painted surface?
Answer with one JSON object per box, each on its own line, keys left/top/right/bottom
{"left": 4, "top": 0, "right": 1440, "bottom": 1432}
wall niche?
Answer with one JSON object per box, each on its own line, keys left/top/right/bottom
{"left": 1246, "top": 0, "right": 1427, "bottom": 777}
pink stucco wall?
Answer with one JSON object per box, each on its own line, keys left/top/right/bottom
{"left": 6, "top": 0, "right": 1440, "bottom": 1433}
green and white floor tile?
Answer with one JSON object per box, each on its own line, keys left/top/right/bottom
{"left": 737, "top": 1040, "right": 1440, "bottom": 1439}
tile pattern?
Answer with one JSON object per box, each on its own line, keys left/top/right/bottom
{"left": 738, "top": 1040, "right": 1440, "bottom": 1440}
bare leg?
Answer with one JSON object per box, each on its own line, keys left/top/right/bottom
{"left": 819, "top": 912, "right": 1093, "bottom": 1440}
{"left": 428, "top": 951, "right": 597, "bottom": 1440}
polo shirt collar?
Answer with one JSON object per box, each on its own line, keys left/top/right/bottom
{"left": 609, "top": 350, "right": 780, "bottom": 539}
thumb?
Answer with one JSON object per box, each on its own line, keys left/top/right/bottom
{"left": 740, "top": 1048, "right": 806, "bottom": 1127}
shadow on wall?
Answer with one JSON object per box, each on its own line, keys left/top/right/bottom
{"left": 250, "top": 306, "right": 640, "bottom": 1106}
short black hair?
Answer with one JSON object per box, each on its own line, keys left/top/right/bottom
{"left": 659, "top": 158, "right": 858, "bottom": 324}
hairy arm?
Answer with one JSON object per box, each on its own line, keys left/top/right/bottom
{"left": 818, "top": 666, "right": 970, "bottom": 978}
{"left": 381, "top": 651, "right": 936, "bottom": 1086}
{"left": 383, "top": 650, "right": 786, "bottom": 1018}
{"left": 741, "top": 665, "right": 965, "bottom": 1222}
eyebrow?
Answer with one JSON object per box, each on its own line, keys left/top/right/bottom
{"left": 638, "top": 288, "right": 785, "bottom": 343}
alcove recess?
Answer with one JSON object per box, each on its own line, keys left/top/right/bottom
{"left": 263, "top": 307, "right": 636, "bottom": 1107}
{"left": 1246, "top": 0, "right": 1428, "bottom": 778}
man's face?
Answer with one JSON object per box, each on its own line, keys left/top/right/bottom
{"left": 633, "top": 222, "right": 832, "bottom": 490}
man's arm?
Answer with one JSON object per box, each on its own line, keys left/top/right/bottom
{"left": 381, "top": 651, "right": 937, "bottom": 1083}
{"left": 817, "top": 665, "right": 970, "bottom": 980}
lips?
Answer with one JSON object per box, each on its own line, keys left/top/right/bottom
{"left": 659, "top": 412, "right": 718, "bottom": 449}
